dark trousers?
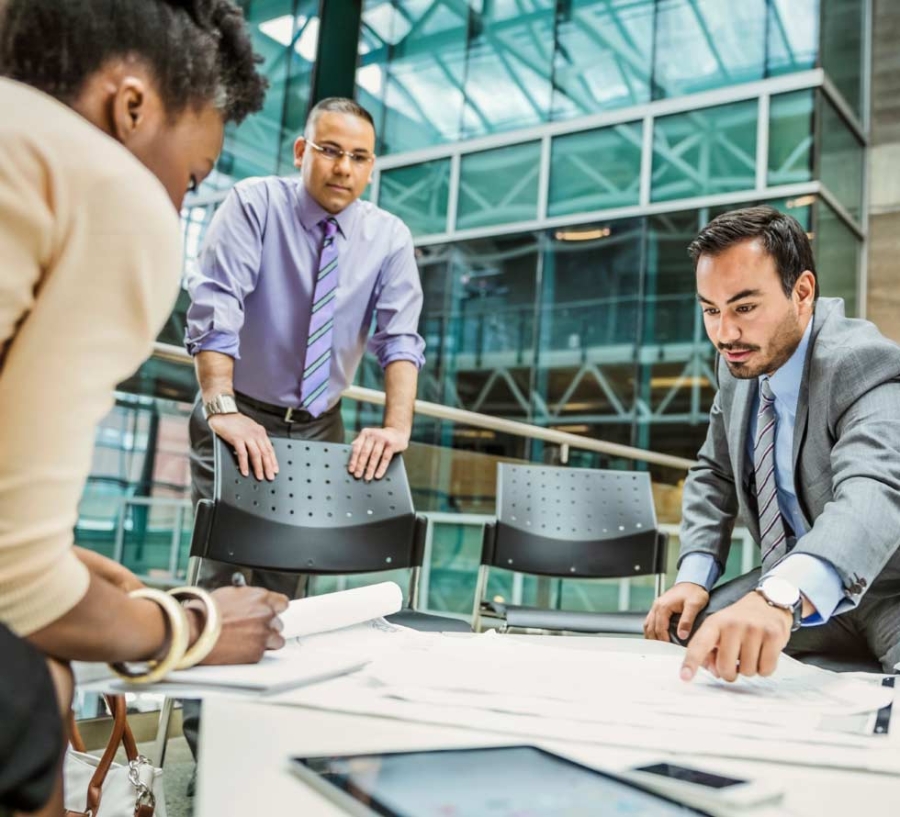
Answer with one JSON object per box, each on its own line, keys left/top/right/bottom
{"left": 673, "top": 568, "right": 900, "bottom": 673}
{"left": 183, "top": 393, "right": 344, "bottom": 763}
{"left": 0, "top": 625, "right": 62, "bottom": 813}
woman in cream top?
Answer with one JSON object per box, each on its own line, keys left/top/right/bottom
{"left": 0, "top": 1, "right": 287, "bottom": 812}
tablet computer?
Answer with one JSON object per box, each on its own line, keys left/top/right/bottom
{"left": 289, "top": 745, "right": 716, "bottom": 816}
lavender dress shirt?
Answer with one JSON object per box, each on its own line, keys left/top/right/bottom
{"left": 184, "top": 177, "right": 425, "bottom": 410}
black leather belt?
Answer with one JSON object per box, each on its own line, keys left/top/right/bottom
{"left": 235, "top": 391, "right": 340, "bottom": 424}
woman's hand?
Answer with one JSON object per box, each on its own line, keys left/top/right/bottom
{"left": 199, "top": 586, "right": 289, "bottom": 665}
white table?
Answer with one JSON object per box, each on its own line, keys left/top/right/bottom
{"left": 195, "top": 637, "right": 900, "bottom": 816}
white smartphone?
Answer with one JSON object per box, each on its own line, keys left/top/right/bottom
{"left": 619, "top": 762, "right": 784, "bottom": 812}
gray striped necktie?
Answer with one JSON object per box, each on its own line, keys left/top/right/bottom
{"left": 299, "top": 217, "right": 338, "bottom": 417}
{"left": 755, "top": 378, "right": 789, "bottom": 569}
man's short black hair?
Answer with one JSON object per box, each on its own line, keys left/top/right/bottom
{"left": 688, "top": 205, "right": 819, "bottom": 299}
{"left": 0, "top": 0, "right": 267, "bottom": 124}
{"left": 305, "top": 97, "right": 376, "bottom": 139}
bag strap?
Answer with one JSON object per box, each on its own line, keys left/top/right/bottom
{"left": 67, "top": 694, "right": 146, "bottom": 816}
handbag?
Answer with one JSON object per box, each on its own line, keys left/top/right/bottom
{"left": 64, "top": 694, "right": 166, "bottom": 817}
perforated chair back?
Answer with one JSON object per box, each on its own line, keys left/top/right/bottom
{"left": 488, "top": 463, "right": 664, "bottom": 578}
{"left": 190, "top": 436, "right": 424, "bottom": 575}
{"left": 474, "top": 463, "right": 668, "bottom": 634}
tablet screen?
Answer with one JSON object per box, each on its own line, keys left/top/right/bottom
{"left": 293, "top": 745, "right": 712, "bottom": 816}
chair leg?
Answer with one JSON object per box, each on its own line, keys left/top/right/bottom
{"left": 408, "top": 566, "right": 421, "bottom": 611}
{"left": 654, "top": 572, "right": 665, "bottom": 599}
{"left": 471, "top": 565, "right": 489, "bottom": 633}
{"left": 187, "top": 556, "right": 202, "bottom": 586}
{"left": 153, "top": 697, "right": 175, "bottom": 767}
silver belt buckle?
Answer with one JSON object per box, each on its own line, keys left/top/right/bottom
{"left": 284, "top": 407, "right": 294, "bottom": 423}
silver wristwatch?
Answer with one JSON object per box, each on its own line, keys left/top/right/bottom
{"left": 202, "top": 393, "right": 239, "bottom": 420}
{"left": 755, "top": 576, "right": 803, "bottom": 632}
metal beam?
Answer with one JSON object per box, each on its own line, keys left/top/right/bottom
{"left": 310, "top": 0, "right": 363, "bottom": 105}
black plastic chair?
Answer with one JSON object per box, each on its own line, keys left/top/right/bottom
{"left": 189, "top": 435, "right": 470, "bottom": 633}
{"left": 472, "top": 462, "right": 668, "bottom": 634}
{"left": 154, "top": 436, "right": 469, "bottom": 766}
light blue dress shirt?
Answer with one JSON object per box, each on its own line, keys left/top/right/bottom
{"left": 677, "top": 320, "right": 845, "bottom": 625}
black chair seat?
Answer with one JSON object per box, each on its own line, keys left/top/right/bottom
{"left": 486, "top": 603, "right": 645, "bottom": 635}
{"left": 387, "top": 609, "right": 472, "bottom": 633}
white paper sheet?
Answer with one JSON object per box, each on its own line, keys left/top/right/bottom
{"left": 78, "top": 643, "right": 366, "bottom": 696}
{"left": 281, "top": 581, "right": 403, "bottom": 638}
{"left": 269, "top": 628, "right": 899, "bottom": 772}
{"left": 273, "top": 670, "right": 900, "bottom": 774}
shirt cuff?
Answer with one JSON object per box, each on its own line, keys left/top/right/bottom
{"left": 676, "top": 553, "right": 721, "bottom": 591}
{"left": 373, "top": 337, "right": 425, "bottom": 370}
{"left": 765, "top": 554, "right": 844, "bottom": 626}
{"left": 184, "top": 328, "right": 240, "bottom": 358}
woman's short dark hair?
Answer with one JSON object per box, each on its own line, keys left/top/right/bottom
{"left": 0, "top": 0, "right": 267, "bottom": 124}
{"left": 688, "top": 205, "right": 819, "bottom": 299}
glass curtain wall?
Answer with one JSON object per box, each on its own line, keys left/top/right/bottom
{"left": 359, "top": 0, "right": 821, "bottom": 156}
{"left": 404, "top": 194, "right": 826, "bottom": 488}
{"left": 154, "top": 0, "right": 866, "bottom": 483}
{"left": 76, "top": 0, "right": 869, "bottom": 619}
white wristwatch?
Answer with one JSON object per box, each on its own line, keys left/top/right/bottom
{"left": 755, "top": 576, "right": 803, "bottom": 631}
{"left": 202, "top": 393, "right": 239, "bottom": 420}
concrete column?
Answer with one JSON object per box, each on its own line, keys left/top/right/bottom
{"left": 867, "top": 0, "right": 900, "bottom": 341}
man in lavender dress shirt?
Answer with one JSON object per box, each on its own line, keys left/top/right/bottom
{"left": 184, "top": 97, "right": 425, "bottom": 597}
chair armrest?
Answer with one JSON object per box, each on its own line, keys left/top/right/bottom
{"left": 480, "top": 521, "right": 497, "bottom": 567}
{"left": 189, "top": 499, "right": 215, "bottom": 559}
{"left": 655, "top": 530, "right": 670, "bottom": 574}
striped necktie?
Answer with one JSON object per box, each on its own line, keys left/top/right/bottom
{"left": 299, "top": 217, "right": 338, "bottom": 418}
{"left": 755, "top": 378, "right": 789, "bottom": 569}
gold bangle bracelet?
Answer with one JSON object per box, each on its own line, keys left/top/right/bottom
{"left": 108, "top": 588, "right": 190, "bottom": 684}
{"left": 168, "top": 586, "right": 222, "bottom": 670}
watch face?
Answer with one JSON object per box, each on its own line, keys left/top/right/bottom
{"left": 760, "top": 576, "right": 800, "bottom": 607}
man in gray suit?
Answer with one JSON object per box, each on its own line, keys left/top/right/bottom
{"left": 644, "top": 205, "right": 900, "bottom": 680}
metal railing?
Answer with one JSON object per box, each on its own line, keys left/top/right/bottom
{"left": 136, "top": 341, "right": 719, "bottom": 619}
{"left": 151, "top": 341, "right": 696, "bottom": 471}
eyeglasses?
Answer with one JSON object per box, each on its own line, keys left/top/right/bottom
{"left": 306, "top": 139, "right": 375, "bottom": 167}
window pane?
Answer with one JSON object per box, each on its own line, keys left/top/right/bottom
{"left": 821, "top": 0, "right": 865, "bottom": 116}
{"left": 766, "top": 0, "right": 819, "bottom": 76}
{"left": 277, "top": 1, "right": 321, "bottom": 174}
{"left": 815, "top": 202, "right": 859, "bottom": 316}
{"left": 447, "top": 234, "right": 540, "bottom": 420}
{"left": 461, "top": 0, "right": 556, "bottom": 138}
{"left": 652, "top": 0, "right": 767, "bottom": 99}
{"left": 379, "top": 160, "right": 450, "bottom": 236}
{"left": 643, "top": 210, "right": 701, "bottom": 345}
{"left": 219, "top": 1, "right": 306, "bottom": 180}
{"left": 537, "top": 219, "right": 643, "bottom": 427}
{"left": 542, "top": 218, "right": 643, "bottom": 352}
{"left": 551, "top": 0, "right": 654, "bottom": 121}
{"left": 651, "top": 100, "right": 758, "bottom": 203}
{"left": 768, "top": 90, "right": 814, "bottom": 186}
{"left": 548, "top": 122, "right": 643, "bottom": 216}
{"left": 416, "top": 248, "right": 453, "bottom": 407}
{"left": 819, "top": 94, "right": 864, "bottom": 222}
{"left": 358, "top": 0, "right": 469, "bottom": 155}
{"left": 457, "top": 142, "right": 542, "bottom": 229}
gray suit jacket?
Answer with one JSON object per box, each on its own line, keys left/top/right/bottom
{"left": 680, "top": 298, "right": 900, "bottom": 610}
